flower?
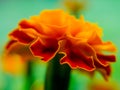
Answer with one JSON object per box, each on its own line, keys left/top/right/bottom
{"left": 6, "top": 9, "right": 116, "bottom": 79}
{"left": 7, "top": 10, "right": 73, "bottom": 61}
{"left": 59, "top": 16, "right": 116, "bottom": 80}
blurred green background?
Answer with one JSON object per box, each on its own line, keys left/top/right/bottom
{"left": 0, "top": 0, "right": 120, "bottom": 90}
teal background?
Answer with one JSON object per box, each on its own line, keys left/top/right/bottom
{"left": 0, "top": 0, "right": 120, "bottom": 90}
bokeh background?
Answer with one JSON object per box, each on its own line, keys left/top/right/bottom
{"left": 0, "top": 0, "right": 120, "bottom": 90}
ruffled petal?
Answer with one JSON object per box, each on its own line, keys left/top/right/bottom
{"left": 36, "top": 23, "right": 68, "bottom": 39}
{"left": 9, "top": 29, "right": 34, "bottom": 44}
{"left": 67, "top": 16, "right": 82, "bottom": 37}
{"left": 30, "top": 10, "right": 71, "bottom": 38}
{"left": 94, "top": 60, "right": 112, "bottom": 80}
{"left": 60, "top": 52, "right": 95, "bottom": 71}
{"left": 93, "top": 41, "right": 116, "bottom": 52}
{"left": 60, "top": 41, "right": 96, "bottom": 71}
{"left": 38, "top": 10, "right": 69, "bottom": 26}
{"left": 98, "top": 65, "right": 111, "bottom": 81}
{"left": 19, "top": 20, "right": 44, "bottom": 34}
{"left": 97, "top": 54, "right": 116, "bottom": 66}
{"left": 5, "top": 40, "right": 17, "bottom": 50}
{"left": 19, "top": 20, "right": 36, "bottom": 29}
{"left": 30, "top": 38, "right": 59, "bottom": 61}
{"left": 5, "top": 40, "right": 34, "bottom": 61}
{"left": 88, "top": 23, "right": 102, "bottom": 37}
{"left": 88, "top": 31, "right": 102, "bottom": 45}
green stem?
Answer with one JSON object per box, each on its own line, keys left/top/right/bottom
{"left": 45, "top": 54, "right": 71, "bottom": 90}
{"left": 25, "top": 61, "right": 34, "bottom": 90}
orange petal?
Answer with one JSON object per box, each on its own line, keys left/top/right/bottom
{"left": 36, "top": 23, "right": 68, "bottom": 39}
{"left": 29, "top": 10, "right": 71, "bottom": 38}
{"left": 93, "top": 41, "right": 116, "bottom": 52}
{"left": 9, "top": 29, "right": 34, "bottom": 44}
{"left": 88, "top": 31, "right": 102, "bottom": 45}
{"left": 38, "top": 10, "right": 69, "bottom": 26}
{"left": 66, "top": 16, "right": 82, "bottom": 37}
{"left": 30, "top": 38, "right": 59, "bottom": 62}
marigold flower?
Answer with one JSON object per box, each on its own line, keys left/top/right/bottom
{"left": 6, "top": 10, "right": 116, "bottom": 79}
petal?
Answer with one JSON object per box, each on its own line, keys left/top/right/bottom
{"left": 93, "top": 42, "right": 116, "bottom": 52}
{"left": 88, "top": 31, "right": 102, "bottom": 45}
{"left": 60, "top": 52, "right": 95, "bottom": 71}
{"left": 24, "top": 14, "right": 69, "bottom": 38}
{"left": 5, "top": 40, "right": 17, "bottom": 50}
{"left": 67, "top": 16, "right": 82, "bottom": 37}
{"left": 29, "top": 10, "right": 71, "bottom": 38}
{"left": 97, "top": 54, "right": 116, "bottom": 66}
{"left": 19, "top": 28, "right": 39, "bottom": 38}
{"left": 30, "top": 38, "right": 59, "bottom": 62}
{"left": 84, "top": 22, "right": 102, "bottom": 37}
{"left": 5, "top": 41, "right": 34, "bottom": 61}
{"left": 60, "top": 42, "right": 96, "bottom": 71}
{"left": 89, "top": 23, "right": 102, "bottom": 37}
{"left": 98, "top": 65, "right": 111, "bottom": 81}
{"left": 19, "top": 20, "right": 43, "bottom": 34}
{"left": 38, "top": 10, "right": 69, "bottom": 26}
{"left": 19, "top": 20, "right": 36, "bottom": 29}
{"left": 36, "top": 23, "right": 68, "bottom": 39}
{"left": 94, "top": 60, "right": 112, "bottom": 80}
{"left": 9, "top": 29, "right": 34, "bottom": 44}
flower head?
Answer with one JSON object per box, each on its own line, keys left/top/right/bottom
{"left": 6, "top": 9, "right": 116, "bottom": 79}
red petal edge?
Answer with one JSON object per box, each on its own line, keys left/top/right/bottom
{"left": 9, "top": 29, "right": 34, "bottom": 44}
{"left": 5, "top": 40, "right": 17, "bottom": 50}
{"left": 30, "top": 38, "right": 59, "bottom": 62}
{"left": 59, "top": 51, "right": 95, "bottom": 71}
